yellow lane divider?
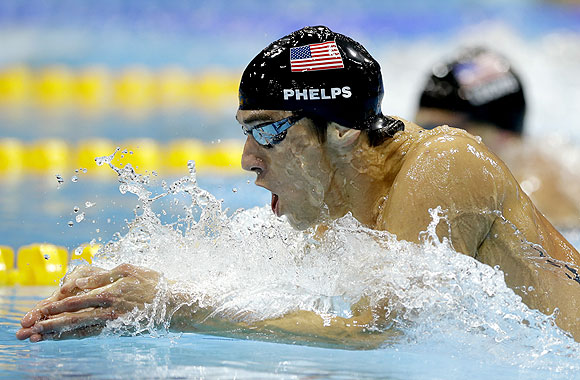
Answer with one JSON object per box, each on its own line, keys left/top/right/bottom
{"left": 0, "top": 243, "right": 100, "bottom": 286}
{"left": 0, "top": 138, "right": 244, "bottom": 176}
{"left": 0, "top": 65, "right": 239, "bottom": 112}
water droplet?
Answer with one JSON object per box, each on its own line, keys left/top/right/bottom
{"left": 85, "top": 201, "right": 95, "bottom": 208}
{"left": 95, "top": 147, "right": 119, "bottom": 167}
{"left": 232, "top": 188, "right": 238, "bottom": 193}
{"left": 68, "top": 221, "right": 74, "bottom": 227}
{"left": 43, "top": 254, "right": 50, "bottom": 260}
{"left": 75, "top": 169, "right": 79, "bottom": 173}
{"left": 71, "top": 176, "right": 79, "bottom": 183}
{"left": 187, "top": 160, "right": 196, "bottom": 175}
{"left": 76, "top": 212, "right": 85, "bottom": 223}
{"left": 73, "top": 206, "right": 79, "bottom": 213}
{"left": 74, "top": 246, "right": 83, "bottom": 256}
{"left": 56, "top": 174, "right": 64, "bottom": 188}
{"left": 96, "top": 228, "right": 100, "bottom": 233}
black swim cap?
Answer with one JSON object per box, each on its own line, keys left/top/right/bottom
{"left": 419, "top": 47, "right": 526, "bottom": 134}
{"left": 239, "top": 26, "right": 403, "bottom": 136}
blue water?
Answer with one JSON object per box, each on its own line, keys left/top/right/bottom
{"left": 0, "top": 288, "right": 573, "bottom": 380}
{"left": 0, "top": 174, "right": 269, "bottom": 250}
{"left": 1, "top": 0, "right": 578, "bottom": 69}
{"left": 2, "top": 174, "right": 580, "bottom": 380}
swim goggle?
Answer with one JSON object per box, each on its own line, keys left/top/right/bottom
{"left": 242, "top": 115, "right": 304, "bottom": 148}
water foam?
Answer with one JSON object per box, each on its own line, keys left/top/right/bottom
{"left": 82, "top": 151, "right": 580, "bottom": 372}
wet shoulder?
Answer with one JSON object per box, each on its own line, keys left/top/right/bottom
{"left": 414, "top": 125, "right": 483, "bottom": 150}
{"left": 404, "top": 125, "right": 504, "bottom": 171}
{"left": 390, "top": 125, "right": 514, "bottom": 208}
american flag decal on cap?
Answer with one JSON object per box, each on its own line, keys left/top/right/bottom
{"left": 290, "top": 41, "right": 344, "bottom": 72}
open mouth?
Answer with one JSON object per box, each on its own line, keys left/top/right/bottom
{"left": 271, "top": 193, "right": 280, "bottom": 217}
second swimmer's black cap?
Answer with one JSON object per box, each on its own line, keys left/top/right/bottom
{"left": 419, "top": 47, "right": 526, "bottom": 134}
{"left": 239, "top": 25, "right": 403, "bottom": 136}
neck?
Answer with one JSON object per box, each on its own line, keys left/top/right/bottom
{"left": 325, "top": 119, "right": 418, "bottom": 228}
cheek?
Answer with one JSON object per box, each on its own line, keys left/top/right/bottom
{"left": 286, "top": 149, "right": 329, "bottom": 206}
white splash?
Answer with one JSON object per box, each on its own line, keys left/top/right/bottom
{"left": 80, "top": 152, "right": 580, "bottom": 374}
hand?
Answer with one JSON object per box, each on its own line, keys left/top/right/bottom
{"left": 16, "top": 263, "right": 161, "bottom": 342}
{"left": 16, "top": 265, "right": 108, "bottom": 342}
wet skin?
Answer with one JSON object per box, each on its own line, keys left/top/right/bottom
{"left": 416, "top": 106, "right": 580, "bottom": 227}
{"left": 17, "top": 111, "right": 580, "bottom": 343}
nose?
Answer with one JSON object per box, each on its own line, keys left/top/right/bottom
{"left": 241, "top": 136, "right": 266, "bottom": 174}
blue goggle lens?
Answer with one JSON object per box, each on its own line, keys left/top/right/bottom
{"left": 242, "top": 116, "right": 302, "bottom": 147}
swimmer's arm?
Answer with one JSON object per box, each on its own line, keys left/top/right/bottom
{"left": 382, "top": 134, "right": 501, "bottom": 256}
{"left": 18, "top": 264, "right": 395, "bottom": 347}
{"left": 169, "top": 296, "right": 396, "bottom": 349}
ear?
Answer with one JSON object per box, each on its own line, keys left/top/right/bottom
{"left": 326, "top": 123, "right": 361, "bottom": 149}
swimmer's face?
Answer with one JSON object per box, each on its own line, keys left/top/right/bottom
{"left": 237, "top": 109, "right": 333, "bottom": 230}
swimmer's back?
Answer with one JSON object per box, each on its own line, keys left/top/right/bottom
{"left": 383, "top": 122, "right": 579, "bottom": 266}
{"left": 382, "top": 123, "right": 580, "bottom": 335}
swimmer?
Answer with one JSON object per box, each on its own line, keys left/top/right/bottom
{"left": 415, "top": 47, "right": 580, "bottom": 227}
{"left": 17, "top": 26, "right": 580, "bottom": 344}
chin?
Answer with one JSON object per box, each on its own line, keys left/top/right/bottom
{"left": 284, "top": 210, "right": 321, "bottom": 231}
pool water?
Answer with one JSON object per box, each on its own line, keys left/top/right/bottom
{"left": 2, "top": 166, "right": 580, "bottom": 379}
{"left": 0, "top": 174, "right": 270, "bottom": 250}
{"left": 0, "top": 287, "right": 570, "bottom": 380}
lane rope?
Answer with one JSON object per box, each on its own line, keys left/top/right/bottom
{"left": 0, "top": 138, "right": 245, "bottom": 175}
{"left": 0, "top": 244, "right": 99, "bottom": 286}
{"left": 0, "top": 65, "right": 240, "bottom": 112}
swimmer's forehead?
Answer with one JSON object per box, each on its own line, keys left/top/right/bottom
{"left": 236, "top": 110, "right": 294, "bottom": 126}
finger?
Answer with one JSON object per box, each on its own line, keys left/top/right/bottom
{"left": 16, "top": 327, "right": 34, "bottom": 340}
{"left": 39, "top": 294, "right": 112, "bottom": 316}
{"left": 60, "top": 266, "right": 107, "bottom": 294}
{"left": 17, "top": 320, "right": 103, "bottom": 341}
{"left": 60, "top": 280, "right": 81, "bottom": 295}
{"left": 20, "top": 295, "right": 58, "bottom": 328}
{"left": 16, "top": 328, "right": 46, "bottom": 343}
{"left": 74, "top": 269, "right": 130, "bottom": 291}
{"left": 21, "top": 267, "right": 109, "bottom": 329}
{"left": 31, "top": 309, "right": 116, "bottom": 335}
{"left": 41, "top": 325, "right": 104, "bottom": 341}
{"left": 21, "top": 308, "right": 44, "bottom": 328}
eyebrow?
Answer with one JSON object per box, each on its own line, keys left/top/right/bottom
{"left": 239, "top": 113, "right": 275, "bottom": 126}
